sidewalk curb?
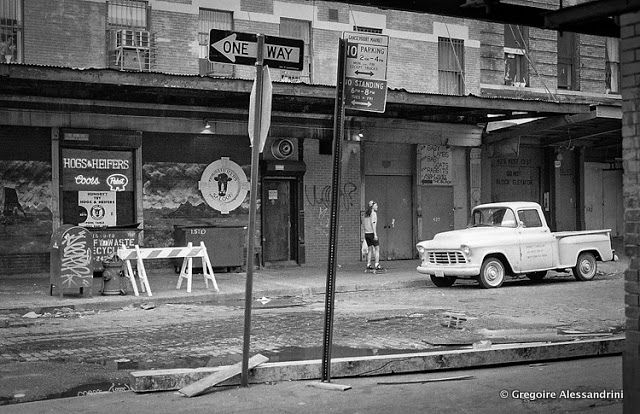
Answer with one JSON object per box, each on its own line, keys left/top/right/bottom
{"left": 0, "top": 279, "right": 427, "bottom": 315}
{"left": 130, "top": 336, "right": 624, "bottom": 392}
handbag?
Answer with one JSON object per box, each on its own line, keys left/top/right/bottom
{"left": 361, "top": 239, "right": 369, "bottom": 255}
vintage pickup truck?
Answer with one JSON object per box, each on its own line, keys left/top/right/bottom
{"left": 416, "top": 201, "right": 616, "bottom": 288}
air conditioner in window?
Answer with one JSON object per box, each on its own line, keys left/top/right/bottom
{"left": 112, "top": 29, "right": 150, "bottom": 49}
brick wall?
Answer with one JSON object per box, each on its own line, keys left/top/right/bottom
{"left": 303, "top": 139, "right": 361, "bottom": 266}
{"left": 621, "top": 10, "right": 640, "bottom": 412}
{"left": 0, "top": 253, "right": 49, "bottom": 275}
{"left": 24, "top": 0, "right": 106, "bottom": 68}
{"left": 152, "top": 10, "right": 198, "bottom": 74}
{"left": 579, "top": 34, "right": 606, "bottom": 93}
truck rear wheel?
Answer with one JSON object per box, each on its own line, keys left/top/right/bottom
{"left": 573, "top": 252, "right": 597, "bottom": 281}
{"left": 430, "top": 275, "right": 457, "bottom": 287}
{"left": 479, "top": 257, "right": 505, "bottom": 288}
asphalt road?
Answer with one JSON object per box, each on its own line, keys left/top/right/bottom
{"left": 0, "top": 269, "right": 625, "bottom": 406}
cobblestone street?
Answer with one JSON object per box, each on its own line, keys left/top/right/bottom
{"left": 0, "top": 267, "right": 626, "bottom": 405}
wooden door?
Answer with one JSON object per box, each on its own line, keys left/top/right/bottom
{"left": 263, "top": 179, "right": 291, "bottom": 262}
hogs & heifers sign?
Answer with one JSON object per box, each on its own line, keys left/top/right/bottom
{"left": 62, "top": 149, "right": 133, "bottom": 192}
{"left": 62, "top": 149, "right": 133, "bottom": 227}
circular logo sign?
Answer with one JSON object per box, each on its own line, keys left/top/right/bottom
{"left": 198, "top": 157, "right": 250, "bottom": 214}
{"left": 90, "top": 204, "right": 106, "bottom": 220}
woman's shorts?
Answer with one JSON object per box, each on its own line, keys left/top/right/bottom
{"left": 364, "top": 233, "right": 379, "bottom": 247}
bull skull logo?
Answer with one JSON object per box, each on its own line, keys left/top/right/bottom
{"left": 214, "top": 172, "right": 233, "bottom": 196}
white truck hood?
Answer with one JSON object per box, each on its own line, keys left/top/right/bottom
{"left": 417, "top": 226, "right": 514, "bottom": 249}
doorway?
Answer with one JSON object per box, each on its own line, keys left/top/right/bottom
{"left": 419, "top": 185, "right": 454, "bottom": 241}
{"left": 364, "top": 175, "right": 413, "bottom": 260}
{"left": 262, "top": 178, "right": 297, "bottom": 264}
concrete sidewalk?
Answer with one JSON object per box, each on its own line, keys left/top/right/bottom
{"left": 0, "top": 259, "right": 428, "bottom": 314}
{"left": 0, "top": 355, "right": 624, "bottom": 414}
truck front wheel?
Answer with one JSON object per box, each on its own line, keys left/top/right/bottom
{"left": 573, "top": 252, "right": 597, "bottom": 281}
{"left": 479, "top": 257, "right": 505, "bottom": 288}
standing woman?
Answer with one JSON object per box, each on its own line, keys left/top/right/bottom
{"left": 363, "top": 200, "right": 382, "bottom": 271}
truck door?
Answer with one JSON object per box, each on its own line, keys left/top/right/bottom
{"left": 516, "top": 208, "right": 554, "bottom": 272}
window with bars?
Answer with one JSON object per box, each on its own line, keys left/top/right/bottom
{"left": 280, "top": 18, "right": 311, "bottom": 83}
{"left": 504, "top": 24, "right": 529, "bottom": 87}
{"left": 106, "top": 0, "right": 151, "bottom": 71}
{"left": 438, "top": 37, "right": 464, "bottom": 96}
{"left": 605, "top": 37, "right": 620, "bottom": 94}
{"left": 199, "top": 9, "right": 233, "bottom": 77}
{"left": 0, "top": 0, "right": 22, "bottom": 64}
{"left": 557, "top": 31, "right": 579, "bottom": 90}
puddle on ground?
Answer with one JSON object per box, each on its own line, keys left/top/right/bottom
{"left": 261, "top": 345, "right": 430, "bottom": 362}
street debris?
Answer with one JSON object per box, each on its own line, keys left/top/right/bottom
{"left": 257, "top": 296, "right": 271, "bottom": 305}
{"left": 377, "top": 375, "right": 475, "bottom": 385}
{"left": 557, "top": 329, "right": 613, "bottom": 337}
{"left": 308, "top": 382, "right": 352, "bottom": 391}
{"left": 140, "top": 302, "right": 156, "bottom": 310}
{"left": 441, "top": 312, "right": 467, "bottom": 329}
{"left": 472, "top": 340, "right": 492, "bottom": 349}
{"left": 22, "top": 311, "right": 41, "bottom": 319}
{"left": 178, "top": 354, "right": 269, "bottom": 397}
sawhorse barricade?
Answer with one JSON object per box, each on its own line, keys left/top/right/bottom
{"left": 117, "top": 242, "right": 219, "bottom": 296}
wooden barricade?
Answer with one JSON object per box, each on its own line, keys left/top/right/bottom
{"left": 117, "top": 242, "right": 219, "bottom": 296}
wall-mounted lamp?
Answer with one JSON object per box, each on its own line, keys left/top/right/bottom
{"left": 201, "top": 120, "right": 213, "bottom": 134}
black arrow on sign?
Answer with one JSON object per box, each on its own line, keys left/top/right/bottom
{"left": 355, "top": 70, "right": 374, "bottom": 76}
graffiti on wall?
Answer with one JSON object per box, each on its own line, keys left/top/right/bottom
{"left": 304, "top": 182, "right": 358, "bottom": 211}
{"left": 0, "top": 161, "right": 53, "bottom": 254}
{"left": 142, "top": 162, "right": 250, "bottom": 248}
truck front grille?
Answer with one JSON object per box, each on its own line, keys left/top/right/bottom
{"left": 427, "top": 251, "right": 467, "bottom": 264}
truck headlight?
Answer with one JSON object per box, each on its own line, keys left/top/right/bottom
{"left": 460, "top": 244, "right": 471, "bottom": 256}
{"left": 417, "top": 245, "right": 425, "bottom": 255}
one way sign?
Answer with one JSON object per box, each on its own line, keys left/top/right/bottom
{"left": 209, "top": 29, "right": 304, "bottom": 71}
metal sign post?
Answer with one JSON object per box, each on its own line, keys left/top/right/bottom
{"left": 241, "top": 33, "right": 265, "bottom": 387}
{"left": 321, "top": 37, "right": 347, "bottom": 383}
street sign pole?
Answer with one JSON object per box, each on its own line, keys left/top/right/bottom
{"left": 241, "top": 33, "right": 265, "bottom": 388}
{"left": 321, "top": 37, "right": 347, "bottom": 383}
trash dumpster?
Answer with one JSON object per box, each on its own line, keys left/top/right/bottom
{"left": 50, "top": 224, "right": 93, "bottom": 297}
{"left": 173, "top": 225, "right": 246, "bottom": 272}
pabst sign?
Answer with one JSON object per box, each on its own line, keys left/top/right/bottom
{"left": 107, "top": 174, "right": 128, "bottom": 191}
{"left": 198, "top": 157, "right": 250, "bottom": 214}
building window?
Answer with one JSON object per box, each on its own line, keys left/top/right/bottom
{"left": 0, "top": 0, "right": 22, "bottom": 63}
{"left": 353, "top": 25, "right": 382, "bottom": 34}
{"left": 504, "top": 24, "right": 529, "bottom": 87}
{"left": 557, "top": 31, "right": 579, "bottom": 90}
{"left": 605, "top": 37, "right": 620, "bottom": 94}
{"left": 438, "top": 37, "right": 464, "bottom": 96}
{"left": 280, "top": 18, "right": 311, "bottom": 83}
{"left": 107, "top": 0, "right": 147, "bottom": 28}
{"left": 199, "top": 9, "right": 233, "bottom": 77}
{"left": 106, "top": 0, "right": 151, "bottom": 71}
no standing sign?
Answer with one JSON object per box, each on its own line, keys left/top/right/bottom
{"left": 343, "top": 32, "right": 389, "bottom": 113}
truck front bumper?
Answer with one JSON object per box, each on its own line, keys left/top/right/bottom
{"left": 416, "top": 263, "right": 481, "bottom": 278}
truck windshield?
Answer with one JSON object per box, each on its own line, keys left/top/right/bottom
{"left": 471, "top": 207, "right": 517, "bottom": 228}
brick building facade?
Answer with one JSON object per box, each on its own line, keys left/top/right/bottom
{"left": 0, "top": 0, "right": 622, "bottom": 274}
{"left": 622, "top": 9, "right": 640, "bottom": 411}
